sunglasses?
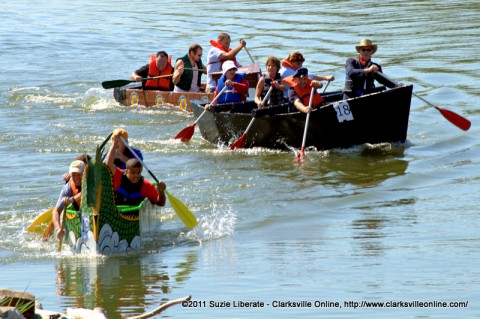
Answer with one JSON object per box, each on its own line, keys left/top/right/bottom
{"left": 361, "top": 48, "right": 372, "bottom": 52}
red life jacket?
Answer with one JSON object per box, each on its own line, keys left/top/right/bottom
{"left": 69, "top": 179, "right": 81, "bottom": 207}
{"left": 145, "top": 55, "right": 173, "bottom": 90}
{"left": 209, "top": 40, "right": 239, "bottom": 67}
{"left": 283, "top": 76, "right": 324, "bottom": 108}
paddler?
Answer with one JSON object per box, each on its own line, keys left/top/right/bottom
{"left": 105, "top": 129, "right": 166, "bottom": 207}
{"left": 52, "top": 160, "right": 85, "bottom": 240}
{"left": 254, "top": 56, "right": 286, "bottom": 109}
{"left": 205, "top": 60, "right": 249, "bottom": 110}
{"left": 343, "top": 38, "right": 397, "bottom": 100}
{"left": 173, "top": 44, "right": 206, "bottom": 93}
{"left": 130, "top": 51, "right": 174, "bottom": 91}
{"left": 279, "top": 51, "right": 334, "bottom": 95}
{"left": 284, "top": 67, "right": 325, "bottom": 113}
{"left": 206, "top": 33, "right": 246, "bottom": 93}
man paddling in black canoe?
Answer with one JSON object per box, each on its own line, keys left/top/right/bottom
{"left": 130, "top": 51, "right": 174, "bottom": 91}
{"left": 343, "top": 38, "right": 398, "bottom": 100}
{"left": 284, "top": 67, "right": 324, "bottom": 113}
{"left": 53, "top": 160, "right": 84, "bottom": 241}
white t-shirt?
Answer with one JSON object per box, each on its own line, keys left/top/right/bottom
{"left": 206, "top": 47, "right": 224, "bottom": 89}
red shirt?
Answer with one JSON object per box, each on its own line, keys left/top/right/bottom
{"left": 113, "top": 167, "right": 159, "bottom": 204}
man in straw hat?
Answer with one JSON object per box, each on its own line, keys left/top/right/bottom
{"left": 343, "top": 38, "right": 397, "bottom": 100}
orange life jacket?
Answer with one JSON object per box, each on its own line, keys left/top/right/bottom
{"left": 69, "top": 179, "right": 81, "bottom": 207}
{"left": 209, "top": 40, "right": 239, "bottom": 67}
{"left": 145, "top": 55, "right": 173, "bottom": 90}
{"left": 283, "top": 76, "right": 324, "bottom": 107}
{"left": 281, "top": 59, "right": 298, "bottom": 71}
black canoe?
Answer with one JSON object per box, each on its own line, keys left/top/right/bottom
{"left": 190, "top": 85, "right": 413, "bottom": 150}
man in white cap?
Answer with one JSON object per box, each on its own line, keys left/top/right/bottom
{"left": 53, "top": 160, "right": 85, "bottom": 240}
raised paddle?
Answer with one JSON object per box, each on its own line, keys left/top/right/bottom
{"left": 230, "top": 85, "right": 274, "bottom": 150}
{"left": 377, "top": 73, "right": 471, "bottom": 131}
{"left": 296, "top": 87, "right": 316, "bottom": 162}
{"left": 174, "top": 86, "right": 228, "bottom": 142}
{"left": 120, "top": 136, "right": 198, "bottom": 229}
{"left": 101, "top": 74, "right": 173, "bottom": 89}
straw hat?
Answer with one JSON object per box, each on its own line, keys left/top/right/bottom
{"left": 355, "top": 39, "right": 378, "bottom": 54}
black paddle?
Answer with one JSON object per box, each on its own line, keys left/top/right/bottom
{"left": 101, "top": 74, "right": 173, "bottom": 89}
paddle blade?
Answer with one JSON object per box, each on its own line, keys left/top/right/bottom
{"left": 174, "top": 123, "right": 196, "bottom": 142}
{"left": 435, "top": 107, "right": 471, "bottom": 131}
{"left": 165, "top": 190, "right": 198, "bottom": 229}
{"left": 296, "top": 147, "right": 306, "bottom": 162}
{"left": 26, "top": 207, "right": 54, "bottom": 233}
{"left": 101, "top": 79, "right": 134, "bottom": 89}
{"left": 230, "top": 134, "right": 246, "bottom": 150}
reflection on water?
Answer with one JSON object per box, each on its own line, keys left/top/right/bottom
{"left": 55, "top": 252, "right": 198, "bottom": 318}
{"left": 261, "top": 143, "right": 409, "bottom": 189}
{"left": 351, "top": 197, "right": 417, "bottom": 257}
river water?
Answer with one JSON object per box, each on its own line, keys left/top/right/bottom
{"left": 1, "top": 0, "right": 479, "bottom": 318}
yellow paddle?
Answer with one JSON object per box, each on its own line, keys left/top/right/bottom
{"left": 119, "top": 136, "right": 198, "bottom": 229}
{"left": 26, "top": 207, "right": 54, "bottom": 233}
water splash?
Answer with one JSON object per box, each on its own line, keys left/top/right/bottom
{"left": 186, "top": 204, "right": 237, "bottom": 242}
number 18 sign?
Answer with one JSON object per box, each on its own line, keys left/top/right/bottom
{"left": 333, "top": 101, "right": 354, "bottom": 122}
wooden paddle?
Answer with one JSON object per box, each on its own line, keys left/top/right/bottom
{"left": 244, "top": 46, "right": 262, "bottom": 79}
{"left": 244, "top": 46, "right": 256, "bottom": 65}
{"left": 101, "top": 74, "right": 173, "bottom": 89}
{"left": 174, "top": 86, "right": 228, "bottom": 142}
{"left": 57, "top": 206, "right": 67, "bottom": 252}
{"left": 295, "top": 81, "right": 330, "bottom": 161}
{"left": 296, "top": 87, "right": 316, "bottom": 162}
{"left": 120, "top": 137, "right": 198, "bottom": 229}
{"left": 377, "top": 73, "right": 471, "bottom": 131}
{"left": 230, "top": 85, "right": 274, "bottom": 150}
{"left": 184, "top": 68, "right": 207, "bottom": 73}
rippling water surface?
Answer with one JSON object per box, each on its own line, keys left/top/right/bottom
{"left": 1, "top": 1, "right": 479, "bottom": 318}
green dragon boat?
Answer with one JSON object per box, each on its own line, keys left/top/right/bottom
{"left": 63, "top": 135, "right": 161, "bottom": 254}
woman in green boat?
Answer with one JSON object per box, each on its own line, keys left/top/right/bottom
{"left": 106, "top": 130, "right": 167, "bottom": 207}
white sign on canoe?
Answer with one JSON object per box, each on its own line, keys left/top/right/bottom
{"left": 333, "top": 101, "right": 354, "bottom": 122}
